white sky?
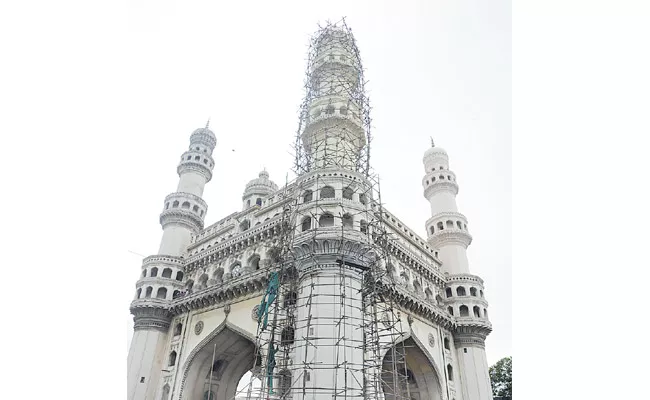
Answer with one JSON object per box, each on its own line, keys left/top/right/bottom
{"left": 0, "top": 0, "right": 510, "bottom": 381}
{"left": 121, "top": 0, "right": 511, "bottom": 365}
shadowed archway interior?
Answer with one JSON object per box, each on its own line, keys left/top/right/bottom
{"left": 182, "top": 325, "right": 256, "bottom": 400}
{"left": 382, "top": 337, "right": 443, "bottom": 400}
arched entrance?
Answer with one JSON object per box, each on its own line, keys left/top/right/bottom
{"left": 181, "top": 324, "right": 257, "bottom": 400}
{"left": 382, "top": 337, "right": 443, "bottom": 400}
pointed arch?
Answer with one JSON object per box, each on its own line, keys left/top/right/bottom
{"left": 178, "top": 320, "right": 257, "bottom": 400}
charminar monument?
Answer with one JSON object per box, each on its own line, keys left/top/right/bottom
{"left": 128, "top": 20, "right": 494, "bottom": 400}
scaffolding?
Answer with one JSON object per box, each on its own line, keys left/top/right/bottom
{"left": 244, "top": 19, "right": 415, "bottom": 400}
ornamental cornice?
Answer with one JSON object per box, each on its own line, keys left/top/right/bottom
{"left": 453, "top": 319, "right": 492, "bottom": 340}
{"left": 177, "top": 162, "right": 213, "bottom": 182}
{"left": 428, "top": 230, "right": 472, "bottom": 248}
{"left": 446, "top": 273, "right": 485, "bottom": 286}
{"left": 425, "top": 212, "right": 467, "bottom": 226}
{"left": 142, "top": 255, "right": 184, "bottom": 268}
{"left": 380, "top": 280, "right": 455, "bottom": 330}
{"left": 297, "top": 168, "right": 370, "bottom": 188}
{"left": 380, "top": 236, "right": 446, "bottom": 286}
{"left": 135, "top": 277, "right": 185, "bottom": 288}
{"left": 168, "top": 269, "right": 270, "bottom": 315}
{"left": 302, "top": 110, "right": 365, "bottom": 135}
{"left": 185, "top": 216, "right": 283, "bottom": 269}
{"left": 159, "top": 210, "right": 203, "bottom": 232}
{"left": 131, "top": 301, "right": 173, "bottom": 331}
{"left": 423, "top": 181, "right": 459, "bottom": 198}
{"left": 163, "top": 192, "right": 208, "bottom": 209}
{"left": 190, "top": 131, "right": 217, "bottom": 148}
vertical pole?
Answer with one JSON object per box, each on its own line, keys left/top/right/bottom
{"left": 207, "top": 343, "right": 217, "bottom": 400}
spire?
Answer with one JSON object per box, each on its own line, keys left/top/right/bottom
{"left": 430, "top": 137, "right": 435, "bottom": 147}
{"left": 205, "top": 118, "right": 210, "bottom": 129}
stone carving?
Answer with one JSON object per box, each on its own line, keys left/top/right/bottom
{"left": 224, "top": 304, "right": 231, "bottom": 315}
{"left": 194, "top": 320, "right": 204, "bottom": 335}
{"left": 428, "top": 332, "right": 435, "bottom": 347}
{"left": 252, "top": 305, "right": 260, "bottom": 321}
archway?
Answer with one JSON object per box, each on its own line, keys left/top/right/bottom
{"left": 180, "top": 324, "right": 257, "bottom": 400}
{"left": 381, "top": 337, "right": 443, "bottom": 400}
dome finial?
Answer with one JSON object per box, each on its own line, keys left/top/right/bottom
{"left": 430, "top": 137, "right": 435, "bottom": 147}
{"left": 205, "top": 118, "right": 210, "bottom": 129}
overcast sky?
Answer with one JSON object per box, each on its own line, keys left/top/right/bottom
{"left": 1, "top": 0, "right": 509, "bottom": 376}
{"left": 118, "top": 0, "right": 511, "bottom": 365}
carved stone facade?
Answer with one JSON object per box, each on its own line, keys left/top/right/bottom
{"left": 127, "top": 22, "right": 494, "bottom": 400}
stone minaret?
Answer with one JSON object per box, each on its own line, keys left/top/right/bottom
{"left": 290, "top": 24, "right": 369, "bottom": 400}
{"left": 422, "top": 142, "right": 493, "bottom": 400}
{"left": 127, "top": 123, "right": 216, "bottom": 400}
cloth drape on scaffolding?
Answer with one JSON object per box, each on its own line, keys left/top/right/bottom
{"left": 257, "top": 271, "right": 280, "bottom": 331}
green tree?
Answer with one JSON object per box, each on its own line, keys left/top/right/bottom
{"left": 489, "top": 356, "right": 512, "bottom": 398}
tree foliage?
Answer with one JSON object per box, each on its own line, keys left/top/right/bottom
{"left": 489, "top": 356, "right": 512, "bottom": 398}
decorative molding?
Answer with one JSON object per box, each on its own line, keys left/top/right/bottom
{"left": 194, "top": 321, "right": 204, "bottom": 335}
{"left": 428, "top": 333, "right": 436, "bottom": 348}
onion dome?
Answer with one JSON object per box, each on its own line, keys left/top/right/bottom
{"left": 243, "top": 170, "right": 278, "bottom": 200}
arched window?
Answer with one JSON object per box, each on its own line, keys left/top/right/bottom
{"left": 342, "top": 213, "right": 353, "bottom": 229}
{"left": 247, "top": 199, "right": 251, "bottom": 207}
{"left": 359, "top": 193, "right": 367, "bottom": 205}
{"left": 320, "top": 186, "right": 335, "bottom": 199}
{"left": 437, "top": 221, "right": 444, "bottom": 230}
{"left": 240, "top": 220, "right": 250, "bottom": 231}
{"left": 198, "top": 273, "right": 209, "bottom": 287}
{"left": 301, "top": 216, "right": 312, "bottom": 232}
{"left": 456, "top": 286, "right": 466, "bottom": 296}
{"left": 209, "top": 360, "right": 224, "bottom": 376}
{"left": 249, "top": 255, "right": 260, "bottom": 271}
{"left": 136, "top": 288, "right": 142, "bottom": 298}
{"left": 213, "top": 268, "right": 224, "bottom": 283}
{"left": 176, "top": 271, "right": 184, "bottom": 281}
{"left": 162, "top": 268, "right": 172, "bottom": 278}
{"left": 447, "top": 364, "right": 453, "bottom": 381}
{"left": 142, "top": 269, "right": 147, "bottom": 277}
{"left": 484, "top": 308, "right": 488, "bottom": 318}
{"left": 173, "top": 323, "right": 182, "bottom": 336}
{"left": 342, "top": 187, "right": 353, "bottom": 200}
{"left": 151, "top": 267, "right": 158, "bottom": 277}
{"left": 457, "top": 221, "right": 463, "bottom": 229}
{"left": 445, "top": 288, "right": 453, "bottom": 298}
{"left": 193, "top": 205, "right": 199, "bottom": 212}
{"left": 470, "top": 287, "right": 477, "bottom": 296}
{"left": 303, "top": 190, "right": 313, "bottom": 202}
{"left": 446, "top": 220, "right": 453, "bottom": 229}
{"left": 156, "top": 287, "right": 167, "bottom": 299}
{"left": 459, "top": 305, "right": 469, "bottom": 317}
{"left": 256, "top": 198, "right": 262, "bottom": 206}
{"left": 319, "top": 213, "right": 334, "bottom": 227}
{"left": 284, "top": 290, "right": 298, "bottom": 307}
{"left": 172, "top": 200, "right": 179, "bottom": 208}
{"left": 447, "top": 306, "right": 454, "bottom": 315}
{"left": 473, "top": 306, "right": 481, "bottom": 318}
{"left": 360, "top": 220, "right": 368, "bottom": 234}
{"left": 172, "top": 290, "right": 180, "bottom": 299}
{"left": 429, "top": 226, "right": 434, "bottom": 234}
{"left": 480, "top": 289, "right": 484, "bottom": 297}
{"left": 281, "top": 325, "right": 295, "bottom": 346}
{"left": 185, "top": 280, "right": 194, "bottom": 292}
{"left": 165, "top": 202, "right": 170, "bottom": 210}
{"left": 182, "top": 201, "right": 190, "bottom": 209}
{"left": 339, "top": 106, "right": 348, "bottom": 115}
{"left": 444, "top": 337, "right": 450, "bottom": 350}
{"left": 168, "top": 351, "right": 177, "bottom": 366}
{"left": 279, "top": 369, "right": 292, "bottom": 396}
{"left": 425, "top": 288, "right": 433, "bottom": 300}
{"left": 161, "top": 384, "right": 170, "bottom": 400}
{"left": 326, "top": 105, "right": 335, "bottom": 114}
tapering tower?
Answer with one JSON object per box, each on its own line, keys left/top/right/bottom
{"left": 127, "top": 123, "right": 216, "bottom": 400}
{"left": 423, "top": 142, "right": 493, "bottom": 400}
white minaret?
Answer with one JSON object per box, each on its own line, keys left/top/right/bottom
{"left": 422, "top": 141, "right": 493, "bottom": 400}
{"left": 127, "top": 122, "right": 216, "bottom": 400}
{"left": 422, "top": 142, "right": 472, "bottom": 274}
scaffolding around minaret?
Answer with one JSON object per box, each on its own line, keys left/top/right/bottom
{"left": 293, "top": 18, "right": 373, "bottom": 177}
{"left": 237, "top": 19, "right": 432, "bottom": 400}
